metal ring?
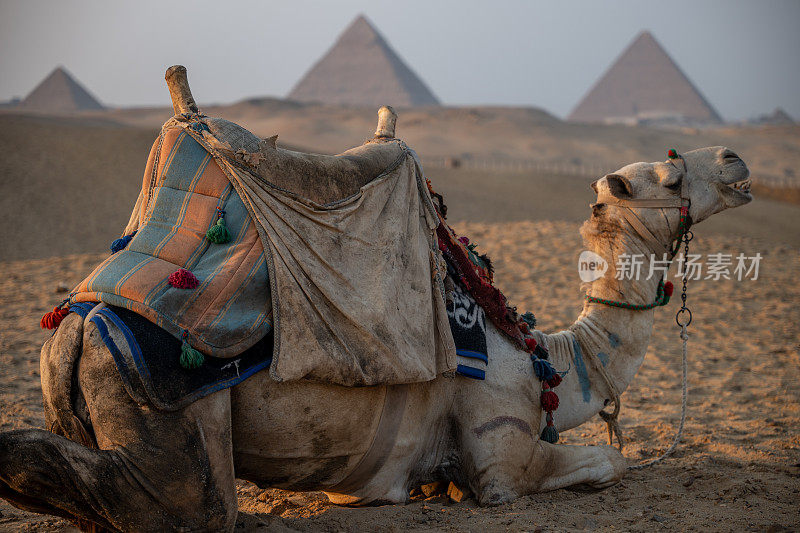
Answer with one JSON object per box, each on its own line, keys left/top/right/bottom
{"left": 675, "top": 307, "right": 692, "bottom": 327}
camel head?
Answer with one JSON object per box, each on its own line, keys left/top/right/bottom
{"left": 588, "top": 147, "right": 752, "bottom": 249}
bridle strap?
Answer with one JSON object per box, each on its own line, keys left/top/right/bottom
{"left": 595, "top": 152, "right": 691, "bottom": 256}
{"left": 621, "top": 207, "right": 670, "bottom": 254}
{"left": 606, "top": 198, "right": 684, "bottom": 208}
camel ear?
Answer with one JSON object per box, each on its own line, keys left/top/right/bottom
{"left": 592, "top": 174, "right": 633, "bottom": 198}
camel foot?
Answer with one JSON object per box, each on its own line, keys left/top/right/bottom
{"left": 536, "top": 443, "right": 627, "bottom": 492}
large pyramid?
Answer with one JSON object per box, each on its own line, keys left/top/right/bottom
{"left": 19, "top": 67, "right": 104, "bottom": 112}
{"left": 568, "top": 31, "right": 720, "bottom": 124}
{"left": 288, "top": 15, "right": 439, "bottom": 107}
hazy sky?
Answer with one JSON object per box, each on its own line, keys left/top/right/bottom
{"left": 1, "top": 0, "right": 798, "bottom": 121}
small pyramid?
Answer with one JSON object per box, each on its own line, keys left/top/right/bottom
{"left": 288, "top": 15, "right": 439, "bottom": 107}
{"left": 569, "top": 31, "right": 720, "bottom": 124}
{"left": 19, "top": 67, "right": 104, "bottom": 112}
{"left": 751, "top": 107, "right": 794, "bottom": 125}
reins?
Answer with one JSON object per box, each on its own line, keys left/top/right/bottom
{"left": 584, "top": 150, "right": 694, "bottom": 470}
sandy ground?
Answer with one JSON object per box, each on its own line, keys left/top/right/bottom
{"left": 1, "top": 211, "right": 798, "bottom": 530}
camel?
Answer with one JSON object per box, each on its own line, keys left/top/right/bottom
{"left": 0, "top": 68, "right": 753, "bottom": 532}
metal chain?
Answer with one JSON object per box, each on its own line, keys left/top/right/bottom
{"left": 629, "top": 229, "right": 693, "bottom": 470}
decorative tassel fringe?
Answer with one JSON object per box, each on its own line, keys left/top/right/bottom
{"left": 40, "top": 305, "right": 70, "bottom": 329}
{"left": 547, "top": 374, "right": 562, "bottom": 388}
{"left": 169, "top": 268, "right": 199, "bottom": 289}
{"left": 532, "top": 357, "right": 556, "bottom": 381}
{"left": 541, "top": 387, "right": 560, "bottom": 412}
{"left": 180, "top": 331, "right": 204, "bottom": 369}
{"left": 520, "top": 311, "right": 536, "bottom": 329}
{"left": 661, "top": 281, "right": 674, "bottom": 306}
{"left": 110, "top": 231, "right": 136, "bottom": 254}
{"left": 206, "top": 209, "right": 231, "bottom": 244}
{"left": 541, "top": 419, "right": 559, "bottom": 444}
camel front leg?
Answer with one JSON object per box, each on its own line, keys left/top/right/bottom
{"left": 0, "top": 320, "right": 238, "bottom": 532}
{"left": 533, "top": 442, "right": 627, "bottom": 492}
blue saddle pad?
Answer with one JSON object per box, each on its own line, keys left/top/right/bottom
{"left": 70, "top": 303, "right": 272, "bottom": 411}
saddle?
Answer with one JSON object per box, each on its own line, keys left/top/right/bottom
{"left": 70, "top": 110, "right": 456, "bottom": 387}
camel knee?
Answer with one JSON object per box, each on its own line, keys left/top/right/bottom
{"left": 0, "top": 429, "right": 236, "bottom": 532}
{"left": 0, "top": 429, "right": 69, "bottom": 493}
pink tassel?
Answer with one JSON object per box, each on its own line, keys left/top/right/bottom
{"left": 169, "top": 268, "right": 199, "bottom": 289}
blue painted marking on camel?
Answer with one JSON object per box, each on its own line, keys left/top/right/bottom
{"left": 608, "top": 333, "right": 621, "bottom": 348}
{"left": 572, "top": 338, "right": 592, "bottom": 403}
{"left": 597, "top": 352, "right": 609, "bottom": 367}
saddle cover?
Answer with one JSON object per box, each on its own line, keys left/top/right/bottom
{"left": 72, "top": 116, "right": 456, "bottom": 387}
{"left": 71, "top": 127, "right": 272, "bottom": 357}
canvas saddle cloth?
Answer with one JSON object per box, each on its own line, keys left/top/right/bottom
{"left": 72, "top": 115, "right": 456, "bottom": 386}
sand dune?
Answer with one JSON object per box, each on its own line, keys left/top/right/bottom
{"left": 95, "top": 99, "right": 800, "bottom": 186}
{"left": 2, "top": 112, "right": 799, "bottom": 262}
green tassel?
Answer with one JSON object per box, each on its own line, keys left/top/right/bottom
{"left": 180, "top": 338, "right": 204, "bottom": 369}
{"left": 206, "top": 218, "right": 231, "bottom": 244}
{"left": 541, "top": 424, "right": 559, "bottom": 444}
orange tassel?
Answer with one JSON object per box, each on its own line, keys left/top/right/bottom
{"left": 41, "top": 306, "right": 70, "bottom": 329}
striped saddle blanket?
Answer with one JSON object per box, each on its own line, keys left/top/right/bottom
{"left": 71, "top": 126, "right": 272, "bottom": 358}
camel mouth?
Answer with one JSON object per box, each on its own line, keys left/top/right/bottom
{"left": 723, "top": 178, "right": 753, "bottom": 207}
{"left": 728, "top": 178, "right": 751, "bottom": 193}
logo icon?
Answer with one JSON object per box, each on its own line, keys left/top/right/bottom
{"left": 578, "top": 251, "right": 608, "bottom": 282}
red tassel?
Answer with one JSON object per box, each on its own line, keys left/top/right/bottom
{"left": 40, "top": 306, "right": 70, "bottom": 329}
{"left": 663, "top": 281, "right": 674, "bottom": 298}
{"left": 519, "top": 322, "right": 530, "bottom": 334}
{"left": 168, "top": 268, "right": 199, "bottom": 289}
{"left": 547, "top": 374, "right": 563, "bottom": 388}
{"left": 541, "top": 390, "right": 560, "bottom": 412}
{"left": 525, "top": 337, "right": 538, "bottom": 352}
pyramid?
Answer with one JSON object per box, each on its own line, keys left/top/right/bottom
{"left": 568, "top": 31, "right": 720, "bottom": 124}
{"left": 288, "top": 15, "right": 439, "bottom": 107}
{"left": 19, "top": 67, "right": 104, "bottom": 112}
{"left": 750, "top": 107, "right": 794, "bottom": 125}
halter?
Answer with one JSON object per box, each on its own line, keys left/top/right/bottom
{"left": 594, "top": 150, "right": 692, "bottom": 258}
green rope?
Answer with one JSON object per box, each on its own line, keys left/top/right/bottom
{"left": 586, "top": 279, "right": 671, "bottom": 310}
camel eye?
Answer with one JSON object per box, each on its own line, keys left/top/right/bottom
{"left": 665, "top": 180, "right": 681, "bottom": 191}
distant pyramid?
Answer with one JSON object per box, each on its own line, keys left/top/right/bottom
{"left": 288, "top": 15, "right": 439, "bottom": 107}
{"left": 750, "top": 107, "right": 794, "bottom": 125}
{"left": 568, "top": 31, "right": 720, "bottom": 124}
{"left": 19, "top": 67, "right": 104, "bottom": 112}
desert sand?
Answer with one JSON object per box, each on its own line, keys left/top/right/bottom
{"left": 2, "top": 196, "right": 799, "bottom": 532}
{"left": 1, "top": 109, "right": 799, "bottom": 531}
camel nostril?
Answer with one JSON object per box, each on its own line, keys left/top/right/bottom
{"left": 722, "top": 151, "right": 740, "bottom": 164}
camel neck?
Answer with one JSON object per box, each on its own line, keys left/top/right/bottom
{"left": 546, "top": 229, "right": 672, "bottom": 432}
